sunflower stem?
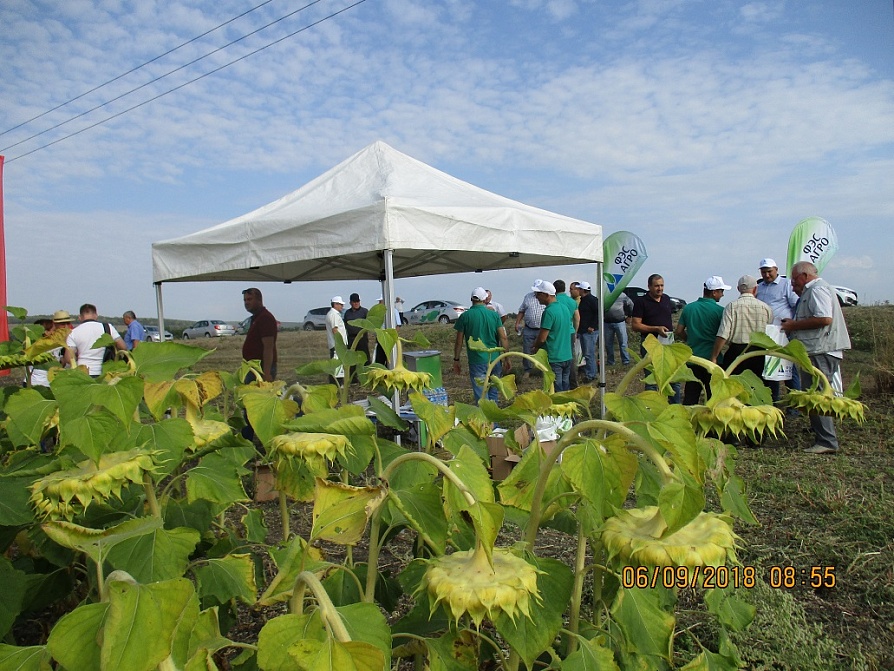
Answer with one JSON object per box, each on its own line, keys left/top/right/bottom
{"left": 566, "top": 526, "right": 588, "bottom": 655}
{"left": 363, "top": 506, "right": 383, "bottom": 603}
{"left": 291, "top": 571, "right": 352, "bottom": 642}
{"left": 143, "top": 473, "right": 161, "bottom": 518}
{"left": 278, "top": 490, "right": 290, "bottom": 540}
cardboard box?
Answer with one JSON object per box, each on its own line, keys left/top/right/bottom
{"left": 488, "top": 426, "right": 530, "bottom": 481}
{"left": 253, "top": 465, "right": 279, "bottom": 502}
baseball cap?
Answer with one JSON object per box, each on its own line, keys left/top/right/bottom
{"left": 471, "top": 287, "right": 488, "bottom": 301}
{"left": 533, "top": 280, "right": 556, "bottom": 296}
{"left": 331, "top": 296, "right": 345, "bottom": 304}
{"left": 52, "top": 310, "right": 74, "bottom": 323}
{"left": 349, "top": 293, "right": 360, "bottom": 302}
{"left": 577, "top": 281, "right": 592, "bottom": 291}
{"left": 737, "top": 275, "right": 758, "bottom": 292}
{"left": 704, "top": 276, "right": 731, "bottom": 291}
{"left": 759, "top": 258, "right": 777, "bottom": 269}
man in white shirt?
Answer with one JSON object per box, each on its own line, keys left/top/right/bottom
{"left": 326, "top": 296, "right": 348, "bottom": 385}
{"left": 326, "top": 296, "right": 348, "bottom": 355}
{"left": 63, "top": 304, "right": 126, "bottom": 376}
{"left": 756, "top": 257, "right": 802, "bottom": 399}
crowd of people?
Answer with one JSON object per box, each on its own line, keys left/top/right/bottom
{"left": 35, "top": 257, "right": 850, "bottom": 456}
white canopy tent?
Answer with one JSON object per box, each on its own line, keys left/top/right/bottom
{"left": 152, "top": 141, "right": 605, "bottom": 400}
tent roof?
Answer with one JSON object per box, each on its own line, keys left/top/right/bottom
{"left": 151, "top": 141, "right": 602, "bottom": 284}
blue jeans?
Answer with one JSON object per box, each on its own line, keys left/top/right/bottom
{"left": 469, "top": 360, "right": 502, "bottom": 402}
{"left": 522, "top": 326, "right": 539, "bottom": 372}
{"left": 550, "top": 360, "right": 572, "bottom": 392}
{"left": 578, "top": 331, "right": 598, "bottom": 379}
{"left": 604, "top": 321, "right": 629, "bottom": 364}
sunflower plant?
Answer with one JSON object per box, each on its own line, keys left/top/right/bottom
{"left": 0, "top": 313, "right": 868, "bottom": 671}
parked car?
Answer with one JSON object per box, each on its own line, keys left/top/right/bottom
{"left": 302, "top": 307, "right": 329, "bottom": 331}
{"left": 181, "top": 320, "right": 236, "bottom": 339}
{"left": 622, "top": 287, "right": 687, "bottom": 313}
{"left": 405, "top": 300, "right": 466, "bottom": 324}
{"left": 833, "top": 285, "right": 858, "bottom": 307}
{"left": 236, "top": 317, "right": 252, "bottom": 335}
{"left": 144, "top": 326, "right": 173, "bottom": 342}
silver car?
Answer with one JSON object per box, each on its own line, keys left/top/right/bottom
{"left": 405, "top": 300, "right": 466, "bottom": 325}
{"left": 182, "top": 320, "right": 236, "bottom": 339}
{"left": 144, "top": 326, "right": 173, "bottom": 342}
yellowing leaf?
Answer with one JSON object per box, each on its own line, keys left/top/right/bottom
{"left": 311, "top": 479, "right": 387, "bottom": 545}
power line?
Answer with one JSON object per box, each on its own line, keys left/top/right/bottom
{"left": 1, "top": 0, "right": 327, "bottom": 153}
{"left": 5, "top": 0, "right": 368, "bottom": 164}
{"left": 0, "top": 0, "right": 277, "bottom": 140}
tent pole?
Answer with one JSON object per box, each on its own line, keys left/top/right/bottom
{"left": 382, "top": 249, "right": 402, "bottom": 439}
{"left": 596, "top": 262, "right": 605, "bottom": 419}
{"left": 155, "top": 282, "right": 166, "bottom": 338}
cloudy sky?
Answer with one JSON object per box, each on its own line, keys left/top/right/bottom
{"left": 1, "top": 0, "right": 892, "bottom": 325}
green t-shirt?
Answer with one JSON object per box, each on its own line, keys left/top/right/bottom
{"left": 678, "top": 297, "right": 724, "bottom": 359}
{"left": 454, "top": 303, "right": 503, "bottom": 365}
{"left": 540, "top": 300, "right": 573, "bottom": 362}
{"left": 556, "top": 293, "right": 577, "bottom": 328}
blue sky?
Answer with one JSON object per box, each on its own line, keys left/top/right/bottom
{"left": 1, "top": 0, "right": 892, "bottom": 323}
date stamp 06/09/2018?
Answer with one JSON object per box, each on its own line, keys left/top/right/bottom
{"left": 620, "top": 565, "right": 837, "bottom": 590}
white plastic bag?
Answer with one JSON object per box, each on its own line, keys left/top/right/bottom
{"left": 762, "top": 324, "right": 792, "bottom": 381}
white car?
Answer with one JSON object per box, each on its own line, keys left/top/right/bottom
{"left": 833, "top": 286, "right": 858, "bottom": 307}
{"left": 144, "top": 326, "right": 173, "bottom": 342}
{"left": 182, "top": 320, "right": 236, "bottom": 339}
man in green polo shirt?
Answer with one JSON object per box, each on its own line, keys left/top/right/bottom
{"left": 531, "top": 280, "right": 573, "bottom": 392}
{"left": 453, "top": 287, "right": 511, "bottom": 402}
{"left": 674, "top": 275, "right": 730, "bottom": 404}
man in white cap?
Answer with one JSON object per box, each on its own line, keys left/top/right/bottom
{"left": 531, "top": 280, "right": 574, "bottom": 391}
{"left": 514, "top": 279, "right": 547, "bottom": 376}
{"left": 711, "top": 275, "right": 773, "bottom": 379}
{"left": 326, "top": 296, "right": 348, "bottom": 383}
{"left": 756, "top": 257, "right": 801, "bottom": 400}
{"left": 674, "top": 276, "right": 730, "bottom": 404}
{"left": 453, "top": 287, "right": 511, "bottom": 402}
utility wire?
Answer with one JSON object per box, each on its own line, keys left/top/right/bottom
{"left": 1, "top": 0, "right": 327, "bottom": 153}
{"left": 5, "top": 0, "right": 368, "bottom": 164}
{"left": 0, "top": 0, "right": 277, "bottom": 140}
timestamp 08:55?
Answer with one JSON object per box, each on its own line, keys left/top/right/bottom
{"left": 620, "top": 565, "right": 837, "bottom": 590}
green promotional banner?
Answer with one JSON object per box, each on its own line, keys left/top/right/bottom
{"left": 602, "top": 231, "right": 648, "bottom": 308}
{"left": 786, "top": 216, "right": 838, "bottom": 274}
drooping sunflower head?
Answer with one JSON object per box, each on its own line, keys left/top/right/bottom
{"left": 363, "top": 364, "right": 431, "bottom": 394}
{"left": 689, "top": 398, "right": 784, "bottom": 441}
{"left": 602, "top": 506, "right": 739, "bottom": 570}
{"left": 422, "top": 544, "right": 541, "bottom": 627}
{"left": 783, "top": 390, "right": 865, "bottom": 422}
{"left": 30, "top": 449, "right": 158, "bottom": 520}
{"left": 269, "top": 432, "right": 351, "bottom": 466}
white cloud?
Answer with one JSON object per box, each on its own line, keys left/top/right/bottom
{"left": 829, "top": 255, "right": 873, "bottom": 271}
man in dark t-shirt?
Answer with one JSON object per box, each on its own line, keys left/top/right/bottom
{"left": 242, "top": 287, "right": 278, "bottom": 382}
{"left": 631, "top": 274, "right": 680, "bottom": 403}
{"left": 343, "top": 293, "right": 370, "bottom": 364}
